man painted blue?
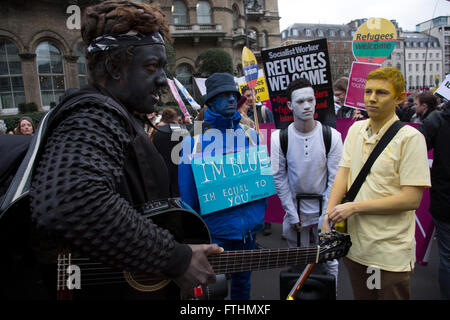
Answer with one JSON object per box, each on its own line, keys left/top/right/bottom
{"left": 178, "top": 73, "right": 267, "bottom": 300}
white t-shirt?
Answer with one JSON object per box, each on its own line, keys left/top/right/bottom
{"left": 271, "top": 121, "right": 343, "bottom": 226}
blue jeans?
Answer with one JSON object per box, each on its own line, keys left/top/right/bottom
{"left": 212, "top": 235, "right": 256, "bottom": 300}
{"left": 433, "top": 217, "right": 450, "bottom": 300}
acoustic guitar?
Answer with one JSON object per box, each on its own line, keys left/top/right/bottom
{"left": 55, "top": 198, "right": 351, "bottom": 298}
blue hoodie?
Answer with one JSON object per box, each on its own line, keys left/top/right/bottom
{"left": 178, "top": 108, "right": 266, "bottom": 241}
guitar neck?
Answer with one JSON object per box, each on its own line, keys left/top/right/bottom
{"left": 208, "top": 246, "right": 319, "bottom": 274}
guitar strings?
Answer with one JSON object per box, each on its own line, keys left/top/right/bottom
{"left": 57, "top": 253, "right": 324, "bottom": 287}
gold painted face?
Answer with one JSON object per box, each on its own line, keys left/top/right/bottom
{"left": 364, "top": 79, "right": 404, "bottom": 122}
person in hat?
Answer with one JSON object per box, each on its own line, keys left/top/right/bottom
{"left": 178, "top": 72, "right": 267, "bottom": 300}
{"left": 23, "top": 0, "right": 221, "bottom": 300}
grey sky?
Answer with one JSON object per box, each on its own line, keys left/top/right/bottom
{"left": 278, "top": 0, "right": 450, "bottom": 32}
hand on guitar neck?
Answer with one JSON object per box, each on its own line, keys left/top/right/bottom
{"left": 174, "top": 244, "right": 224, "bottom": 298}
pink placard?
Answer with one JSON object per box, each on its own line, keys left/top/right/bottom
{"left": 344, "top": 62, "right": 381, "bottom": 110}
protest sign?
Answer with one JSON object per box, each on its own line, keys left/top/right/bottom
{"left": 242, "top": 46, "right": 259, "bottom": 90}
{"left": 167, "top": 79, "right": 191, "bottom": 119}
{"left": 344, "top": 61, "right": 381, "bottom": 110}
{"left": 261, "top": 39, "right": 336, "bottom": 129}
{"left": 352, "top": 18, "right": 397, "bottom": 64}
{"left": 191, "top": 145, "right": 276, "bottom": 215}
{"left": 237, "top": 69, "right": 272, "bottom": 112}
{"left": 434, "top": 73, "right": 450, "bottom": 101}
{"left": 174, "top": 78, "right": 201, "bottom": 110}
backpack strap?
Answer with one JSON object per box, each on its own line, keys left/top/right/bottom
{"left": 280, "top": 127, "right": 289, "bottom": 158}
{"left": 322, "top": 124, "right": 331, "bottom": 157}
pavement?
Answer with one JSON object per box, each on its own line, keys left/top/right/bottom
{"left": 247, "top": 222, "right": 441, "bottom": 300}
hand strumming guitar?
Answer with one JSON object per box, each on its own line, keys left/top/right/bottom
{"left": 174, "top": 244, "right": 223, "bottom": 298}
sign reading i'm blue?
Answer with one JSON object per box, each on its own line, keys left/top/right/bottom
{"left": 191, "top": 145, "right": 276, "bottom": 215}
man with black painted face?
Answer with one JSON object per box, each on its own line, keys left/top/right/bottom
{"left": 27, "top": 1, "right": 221, "bottom": 300}
{"left": 178, "top": 73, "right": 267, "bottom": 300}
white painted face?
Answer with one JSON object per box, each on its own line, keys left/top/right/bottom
{"left": 287, "top": 87, "right": 316, "bottom": 120}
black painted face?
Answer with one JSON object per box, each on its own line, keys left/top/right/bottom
{"left": 118, "top": 44, "right": 168, "bottom": 114}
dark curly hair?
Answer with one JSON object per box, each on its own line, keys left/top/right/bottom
{"left": 81, "top": 0, "right": 170, "bottom": 83}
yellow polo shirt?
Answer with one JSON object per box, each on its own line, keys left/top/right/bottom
{"left": 340, "top": 115, "right": 431, "bottom": 272}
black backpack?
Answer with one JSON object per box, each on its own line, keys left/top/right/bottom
{"left": 279, "top": 123, "right": 332, "bottom": 160}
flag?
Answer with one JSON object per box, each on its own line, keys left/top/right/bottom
{"left": 174, "top": 78, "right": 201, "bottom": 110}
{"left": 167, "top": 79, "right": 191, "bottom": 119}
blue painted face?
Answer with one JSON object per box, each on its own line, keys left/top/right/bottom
{"left": 208, "top": 92, "right": 238, "bottom": 118}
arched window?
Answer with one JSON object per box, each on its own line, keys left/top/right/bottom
{"left": 197, "top": 1, "right": 211, "bottom": 25}
{"left": 0, "top": 39, "right": 24, "bottom": 111}
{"left": 260, "top": 31, "right": 267, "bottom": 49}
{"left": 408, "top": 75, "right": 413, "bottom": 88}
{"left": 76, "top": 44, "right": 88, "bottom": 87}
{"left": 172, "top": 1, "right": 187, "bottom": 25}
{"left": 232, "top": 5, "right": 239, "bottom": 29}
{"left": 176, "top": 63, "right": 193, "bottom": 94}
{"left": 36, "top": 41, "right": 66, "bottom": 108}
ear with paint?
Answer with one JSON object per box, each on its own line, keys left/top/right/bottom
{"left": 104, "top": 58, "right": 123, "bottom": 81}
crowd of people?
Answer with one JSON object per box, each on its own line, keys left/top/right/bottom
{"left": 0, "top": 0, "right": 448, "bottom": 302}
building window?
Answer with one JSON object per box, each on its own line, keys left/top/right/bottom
{"left": 437, "top": 53, "right": 440, "bottom": 58}
{"left": 416, "top": 53, "right": 419, "bottom": 59}
{"left": 292, "top": 29, "right": 299, "bottom": 37}
{"left": 232, "top": 5, "right": 239, "bottom": 29}
{"left": 340, "top": 30, "right": 346, "bottom": 38}
{"left": 416, "top": 64, "right": 419, "bottom": 71}
{"left": 416, "top": 75, "right": 420, "bottom": 87}
{"left": 260, "top": 32, "right": 267, "bottom": 49}
{"left": 437, "top": 63, "right": 440, "bottom": 70}
{"left": 317, "top": 29, "right": 324, "bottom": 37}
{"left": 176, "top": 63, "right": 193, "bottom": 95}
{"left": 430, "top": 63, "right": 433, "bottom": 72}
{"left": 329, "top": 30, "right": 335, "bottom": 37}
{"left": 36, "top": 41, "right": 66, "bottom": 108}
{"left": 305, "top": 29, "right": 312, "bottom": 36}
{"left": 408, "top": 64, "right": 412, "bottom": 72}
{"left": 197, "top": 1, "right": 211, "bottom": 25}
{"left": 396, "top": 63, "right": 401, "bottom": 70}
{"left": 430, "top": 75, "right": 433, "bottom": 86}
{"left": 409, "top": 75, "right": 413, "bottom": 88}
{"left": 76, "top": 44, "right": 88, "bottom": 88}
{"left": 343, "top": 42, "right": 348, "bottom": 49}
{"left": 172, "top": 1, "right": 187, "bottom": 25}
{"left": 0, "top": 39, "right": 24, "bottom": 110}
{"left": 408, "top": 53, "right": 411, "bottom": 59}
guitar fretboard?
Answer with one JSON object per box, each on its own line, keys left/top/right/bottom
{"left": 208, "top": 246, "right": 319, "bottom": 274}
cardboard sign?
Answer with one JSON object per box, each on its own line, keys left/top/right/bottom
{"left": 237, "top": 69, "right": 272, "bottom": 112}
{"left": 352, "top": 18, "right": 397, "bottom": 64}
{"left": 434, "top": 74, "right": 450, "bottom": 101}
{"left": 261, "top": 39, "right": 336, "bottom": 129}
{"left": 191, "top": 145, "right": 276, "bottom": 215}
{"left": 344, "top": 61, "right": 381, "bottom": 110}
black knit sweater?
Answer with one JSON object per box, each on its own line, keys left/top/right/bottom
{"left": 29, "top": 87, "right": 191, "bottom": 279}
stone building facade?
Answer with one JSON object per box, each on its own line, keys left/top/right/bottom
{"left": 0, "top": 0, "right": 281, "bottom": 114}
